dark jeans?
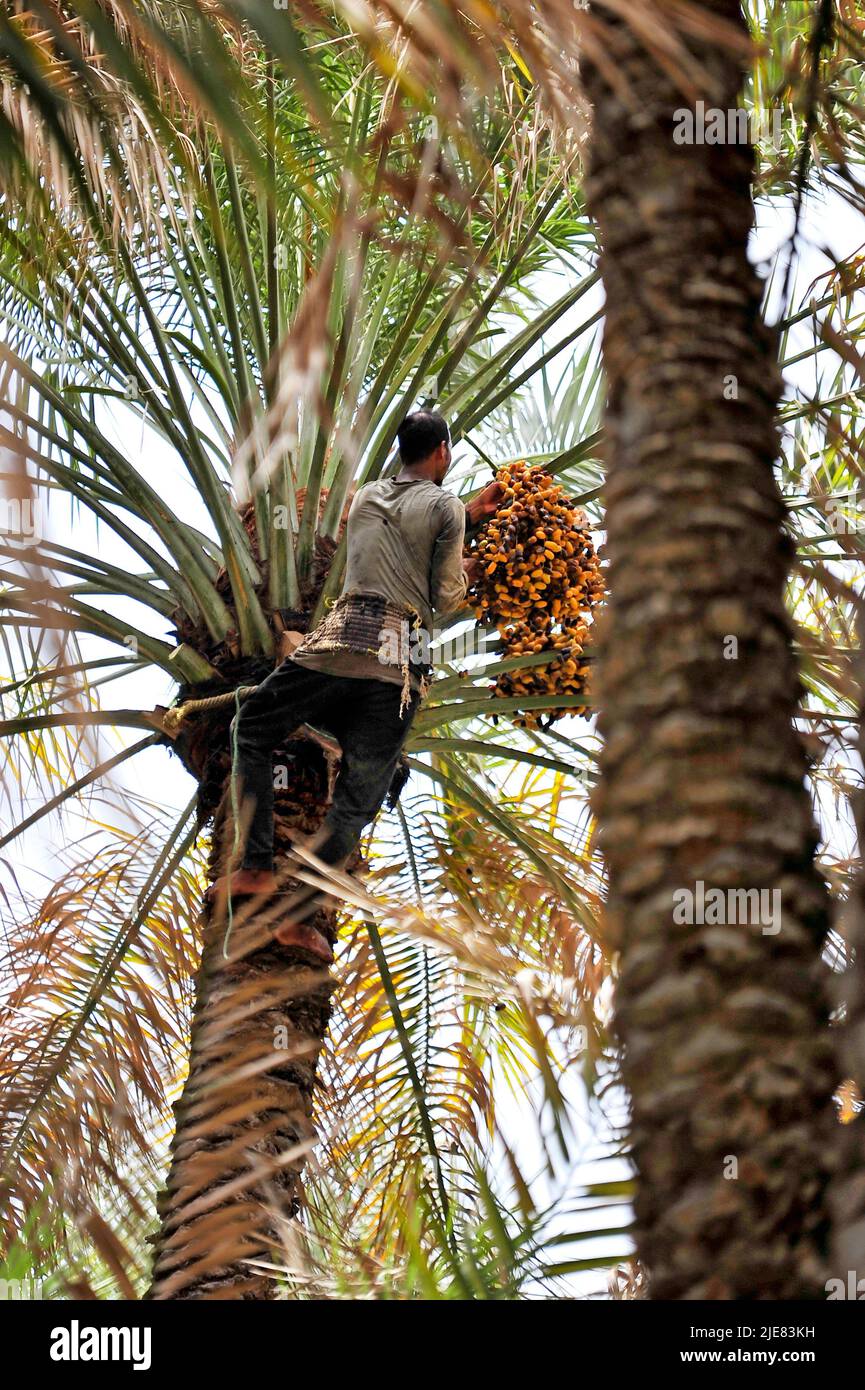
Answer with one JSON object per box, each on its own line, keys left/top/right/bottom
{"left": 232, "top": 660, "right": 420, "bottom": 875}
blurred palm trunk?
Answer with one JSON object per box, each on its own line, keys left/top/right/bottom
{"left": 583, "top": 0, "right": 836, "bottom": 1297}
{"left": 147, "top": 723, "right": 338, "bottom": 1300}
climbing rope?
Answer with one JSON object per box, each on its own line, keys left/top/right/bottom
{"left": 161, "top": 684, "right": 253, "bottom": 957}
{"left": 222, "top": 685, "right": 245, "bottom": 960}
{"left": 161, "top": 685, "right": 259, "bottom": 737}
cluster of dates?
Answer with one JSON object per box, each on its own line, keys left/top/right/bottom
{"left": 469, "top": 461, "right": 603, "bottom": 728}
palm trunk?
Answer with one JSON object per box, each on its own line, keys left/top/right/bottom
{"left": 148, "top": 728, "right": 337, "bottom": 1300}
{"left": 583, "top": 2, "right": 836, "bottom": 1297}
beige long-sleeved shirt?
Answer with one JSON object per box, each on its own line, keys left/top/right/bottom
{"left": 290, "top": 476, "right": 467, "bottom": 687}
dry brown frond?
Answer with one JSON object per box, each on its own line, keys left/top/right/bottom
{"left": 0, "top": 805, "right": 204, "bottom": 1288}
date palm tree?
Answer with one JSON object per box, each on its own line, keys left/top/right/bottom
{"left": 580, "top": 0, "right": 865, "bottom": 1297}
{"left": 3, "top": 0, "right": 865, "bottom": 1303}
{"left": 0, "top": 6, "right": 616, "bottom": 1298}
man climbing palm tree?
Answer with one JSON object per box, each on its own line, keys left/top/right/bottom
{"left": 214, "top": 410, "right": 503, "bottom": 960}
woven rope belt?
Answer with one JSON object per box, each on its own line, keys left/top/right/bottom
{"left": 292, "top": 592, "right": 430, "bottom": 714}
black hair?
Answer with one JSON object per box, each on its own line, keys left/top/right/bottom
{"left": 397, "top": 410, "right": 450, "bottom": 466}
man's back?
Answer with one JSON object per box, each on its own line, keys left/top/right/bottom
{"left": 342, "top": 475, "right": 466, "bottom": 629}
{"left": 290, "top": 471, "right": 466, "bottom": 689}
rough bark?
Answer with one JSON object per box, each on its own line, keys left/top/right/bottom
{"left": 147, "top": 719, "right": 340, "bottom": 1299}
{"left": 584, "top": 2, "right": 836, "bottom": 1298}
{"left": 146, "top": 499, "right": 352, "bottom": 1299}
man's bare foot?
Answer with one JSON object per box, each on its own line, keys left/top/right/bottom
{"left": 273, "top": 920, "right": 334, "bottom": 963}
{"left": 207, "top": 867, "right": 280, "bottom": 900}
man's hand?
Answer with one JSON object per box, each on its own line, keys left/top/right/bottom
{"left": 465, "top": 479, "right": 505, "bottom": 527}
{"left": 462, "top": 554, "right": 482, "bottom": 586}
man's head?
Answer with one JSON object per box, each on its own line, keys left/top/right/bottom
{"left": 397, "top": 410, "right": 451, "bottom": 484}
